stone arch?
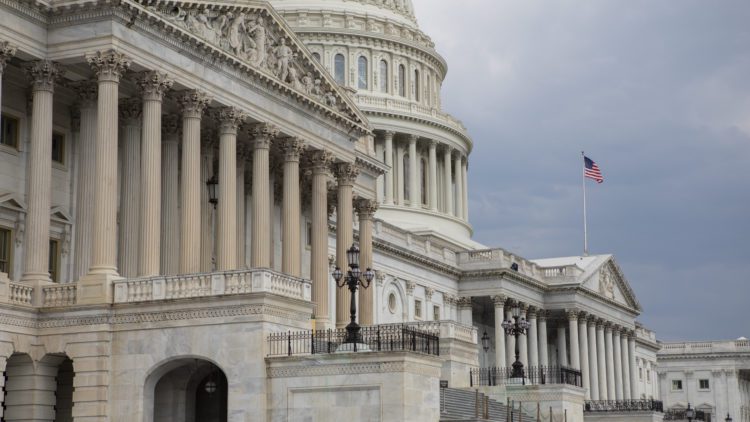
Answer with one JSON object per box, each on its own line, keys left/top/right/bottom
{"left": 3, "top": 352, "right": 73, "bottom": 422}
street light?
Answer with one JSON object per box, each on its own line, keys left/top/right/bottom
{"left": 332, "top": 244, "right": 374, "bottom": 344}
{"left": 206, "top": 175, "right": 218, "bottom": 208}
{"left": 685, "top": 403, "right": 695, "bottom": 422}
{"left": 501, "top": 303, "right": 530, "bottom": 379}
{"left": 481, "top": 331, "right": 490, "bottom": 368}
{"left": 725, "top": 413, "right": 732, "bottom": 422}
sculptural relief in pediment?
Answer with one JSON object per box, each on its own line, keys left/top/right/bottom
{"left": 598, "top": 267, "right": 616, "bottom": 300}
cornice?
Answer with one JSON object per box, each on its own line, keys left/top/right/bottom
{"left": 0, "top": 0, "right": 49, "bottom": 26}
{"left": 657, "top": 352, "right": 750, "bottom": 361}
{"left": 362, "top": 108, "right": 472, "bottom": 152}
{"left": 371, "top": 238, "right": 461, "bottom": 277}
{"left": 355, "top": 152, "right": 388, "bottom": 176}
{"left": 460, "top": 268, "right": 548, "bottom": 293}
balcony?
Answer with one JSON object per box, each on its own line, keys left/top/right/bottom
{"left": 585, "top": 399, "right": 664, "bottom": 413}
{"left": 469, "top": 365, "right": 583, "bottom": 388}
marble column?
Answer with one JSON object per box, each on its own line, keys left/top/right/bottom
{"left": 454, "top": 152, "right": 463, "bottom": 219}
{"left": 136, "top": 71, "right": 173, "bottom": 277}
{"left": 281, "top": 137, "right": 305, "bottom": 276}
{"left": 72, "top": 82, "right": 97, "bottom": 280}
{"left": 236, "top": 146, "right": 248, "bottom": 268}
{"left": 588, "top": 317, "right": 600, "bottom": 400}
{"left": 250, "top": 123, "right": 277, "bottom": 268}
{"left": 118, "top": 99, "right": 141, "bottom": 278}
{"left": 383, "top": 131, "right": 394, "bottom": 205}
{"left": 538, "top": 311, "right": 549, "bottom": 366}
{"left": 408, "top": 135, "right": 418, "bottom": 207}
{"left": 519, "top": 304, "right": 529, "bottom": 367}
{"left": 596, "top": 320, "right": 609, "bottom": 400}
{"left": 528, "top": 307, "right": 539, "bottom": 368}
{"left": 505, "top": 305, "right": 515, "bottom": 367}
{"left": 199, "top": 130, "right": 215, "bottom": 273}
{"left": 493, "top": 295, "right": 507, "bottom": 367}
{"left": 21, "top": 60, "right": 61, "bottom": 286}
{"left": 160, "top": 114, "right": 180, "bottom": 276}
{"left": 356, "top": 199, "right": 378, "bottom": 326}
{"left": 613, "top": 326, "right": 624, "bottom": 400}
{"left": 216, "top": 108, "right": 245, "bottom": 270}
{"left": 86, "top": 50, "right": 131, "bottom": 280}
{"left": 628, "top": 333, "right": 637, "bottom": 399}
{"left": 621, "top": 333, "right": 631, "bottom": 400}
{"left": 605, "top": 323, "right": 616, "bottom": 400}
{"left": 396, "top": 142, "right": 405, "bottom": 205}
{"left": 568, "top": 310, "right": 580, "bottom": 370}
{"left": 461, "top": 157, "right": 469, "bottom": 219}
{"left": 177, "top": 90, "right": 210, "bottom": 274}
{"left": 578, "top": 313, "right": 591, "bottom": 399}
{"left": 443, "top": 146, "right": 453, "bottom": 215}
{"left": 557, "top": 324, "right": 568, "bottom": 367}
{"left": 310, "top": 151, "right": 333, "bottom": 327}
{"left": 334, "top": 162, "right": 359, "bottom": 328}
{"left": 428, "top": 140, "right": 438, "bottom": 211}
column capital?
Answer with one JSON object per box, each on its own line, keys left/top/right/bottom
{"left": 405, "top": 281, "right": 416, "bottom": 295}
{"left": 71, "top": 80, "right": 98, "bottom": 108}
{"left": 408, "top": 134, "right": 418, "bottom": 144}
{"left": 0, "top": 41, "right": 17, "bottom": 73}
{"left": 456, "top": 296, "right": 472, "bottom": 308}
{"left": 217, "top": 107, "right": 247, "bottom": 134}
{"left": 280, "top": 136, "right": 306, "bottom": 162}
{"left": 492, "top": 294, "right": 507, "bottom": 307}
{"left": 566, "top": 309, "right": 580, "bottom": 320}
{"left": 611, "top": 325, "right": 622, "bottom": 335}
{"left": 427, "top": 139, "right": 438, "bottom": 148}
{"left": 178, "top": 89, "right": 211, "bottom": 119}
{"left": 26, "top": 60, "right": 62, "bottom": 92}
{"left": 248, "top": 122, "right": 280, "bottom": 148}
{"left": 86, "top": 49, "right": 131, "bottom": 82}
{"left": 136, "top": 70, "right": 173, "bottom": 101}
{"left": 383, "top": 130, "right": 395, "bottom": 141}
{"left": 309, "top": 150, "right": 334, "bottom": 175}
{"left": 537, "top": 309, "right": 548, "bottom": 321}
{"left": 596, "top": 318, "right": 606, "bottom": 328}
{"left": 527, "top": 306, "right": 538, "bottom": 318}
{"left": 162, "top": 114, "right": 180, "bottom": 138}
{"left": 443, "top": 145, "right": 453, "bottom": 155}
{"left": 333, "top": 162, "right": 360, "bottom": 186}
{"left": 119, "top": 98, "right": 142, "bottom": 126}
{"left": 355, "top": 198, "right": 378, "bottom": 220}
{"left": 518, "top": 302, "right": 529, "bottom": 312}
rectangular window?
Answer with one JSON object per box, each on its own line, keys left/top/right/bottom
{"left": 671, "top": 380, "right": 683, "bottom": 391}
{"left": 639, "top": 368, "right": 643, "bottom": 380}
{"left": 306, "top": 222, "right": 312, "bottom": 248}
{"left": 433, "top": 305, "right": 440, "bottom": 321}
{"left": 51, "top": 131, "right": 65, "bottom": 164}
{"left": 699, "top": 379, "right": 710, "bottom": 390}
{"left": 48, "top": 238, "right": 60, "bottom": 283}
{"left": 414, "top": 299, "right": 422, "bottom": 319}
{"left": 1, "top": 113, "right": 20, "bottom": 149}
{"left": 0, "top": 227, "right": 12, "bottom": 274}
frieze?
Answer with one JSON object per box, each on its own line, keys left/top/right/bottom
{"left": 267, "top": 360, "right": 439, "bottom": 378}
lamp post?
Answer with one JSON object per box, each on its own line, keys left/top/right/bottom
{"left": 332, "top": 244, "right": 375, "bottom": 344}
{"left": 685, "top": 403, "right": 695, "bottom": 422}
{"left": 206, "top": 175, "right": 218, "bottom": 208}
{"left": 481, "top": 331, "right": 490, "bottom": 368}
{"left": 501, "top": 304, "right": 530, "bottom": 379}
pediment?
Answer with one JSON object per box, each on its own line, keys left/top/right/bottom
{"left": 50, "top": 206, "right": 72, "bottom": 224}
{"left": 582, "top": 256, "right": 642, "bottom": 312}
{"left": 0, "top": 192, "right": 27, "bottom": 212}
{"left": 138, "top": 0, "right": 370, "bottom": 132}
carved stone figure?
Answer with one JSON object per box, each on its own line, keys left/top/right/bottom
{"left": 228, "top": 12, "right": 247, "bottom": 56}
{"left": 246, "top": 16, "right": 268, "bottom": 67}
{"left": 599, "top": 268, "right": 616, "bottom": 299}
{"left": 273, "top": 38, "right": 294, "bottom": 82}
{"left": 302, "top": 72, "right": 314, "bottom": 94}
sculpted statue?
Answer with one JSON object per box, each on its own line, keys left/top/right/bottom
{"left": 246, "top": 16, "right": 268, "bottom": 67}
{"left": 302, "top": 72, "right": 314, "bottom": 94}
{"left": 273, "top": 38, "right": 295, "bottom": 82}
{"left": 227, "top": 12, "right": 247, "bottom": 56}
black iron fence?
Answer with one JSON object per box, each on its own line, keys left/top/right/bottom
{"left": 584, "top": 399, "right": 664, "bottom": 413}
{"left": 469, "top": 365, "right": 583, "bottom": 387}
{"left": 267, "top": 324, "right": 440, "bottom": 357}
{"left": 663, "top": 409, "right": 707, "bottom": 420}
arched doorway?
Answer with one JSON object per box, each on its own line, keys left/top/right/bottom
{"left": 146, "top": 358, "right": 228, "bottom": 422}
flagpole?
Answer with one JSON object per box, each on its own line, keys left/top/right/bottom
{"left": 582, "top": 151, "right": 589, "bottom": 256}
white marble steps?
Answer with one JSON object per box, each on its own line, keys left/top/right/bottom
{"left": 439, "top": 388, "right": 536, "bottom": 422}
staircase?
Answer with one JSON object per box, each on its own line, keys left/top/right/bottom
{"left": 439, "top": 388, "right": 536, "bottom": 421}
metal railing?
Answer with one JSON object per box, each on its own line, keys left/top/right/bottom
{"left": 469, "top": 365, "right": 583, "bottom": 387}
{"left": 663, "top": 409, "right": 706, "bottom": 420}
{"left": 585, "top": 400, "right": 664, "bottom": 413}
{"left": 267, "top": 324, "right": 440, "bottom": 357}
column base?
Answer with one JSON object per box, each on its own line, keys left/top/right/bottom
{"left": 78, "top": 272, "right": 122, "bottom": 305}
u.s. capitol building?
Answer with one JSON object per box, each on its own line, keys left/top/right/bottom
{"left": 0, "top": 0, "right": 712, "bottom": 420}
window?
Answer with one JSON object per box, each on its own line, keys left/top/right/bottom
{"left": 398, "top": 64, "right": 406, "bottom": 97}
{"left": 414, "top": 299, "right": 422, "bottom": 318}
{"left": 699, "top": 379, "right": 710, "bottom": 390}
{"left": 312, "top": 52, "right": 321, "bottom": 62}
{"left": 379, "top": 60, "right": 388, "bottom": 93}
{"left": 433, "top": 305, "right": 440, "bottom": 321}
{"left": 413, "top": 69, "right": 420, "bottom": 101}
{"left": 334, "top": 54, "right": 346, "bottom": 85}
{"left": 671, "top": 380, "right": 683, "bottom": 391}
{"left": 52, "top": 131, "right": 65, "bottom": 165}
{"left": 388, "top": 293, "right": 397, "bottom": 314}
{"left": 0, "top": 227, "right": 12, "bottom": 274}
{"left": 357, "top": 56, "right": 368, "bottom": 89}
{"left": 1, "top": 113, "right": 19, "bottom": 149}
{"left": 48, "top": 238, "right": 60, "bottom": 283}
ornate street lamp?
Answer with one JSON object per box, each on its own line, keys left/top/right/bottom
{"left": 501, "top": 304, "right": 530, "bottom": 379}
{"left": 725, "top": 413, "right": 732, "bottom": 422}
{"left": 481, "top": 331, "right": 490, "bottom": 367}
{"left": 332, "top": 244, "right": 374, "bottom": 344}
{"left": 206, "top": 175, "right": 218, "bottom": 208}
{"left": 685, "top": 403, "right": 695, "bottom": 422}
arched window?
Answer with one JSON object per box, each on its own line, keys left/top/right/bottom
{"left": 357, "top": 56, "right": 368, "bottom": 89}
{"left": 334, "top": 54, "right": 346, "bottom": 85}
{"left": 413, "top": 69, "right": 420, "bottom": 101}
{"left": 403, "top": 153, "right": 410, "bottom": 201}
{"left": 379, "top": 60, "right": 389, "bottom": 93}
{"left": 421, "top": 158, "right": 428, "bottom": 205}
{"left": 398, "top": 64, "right": 406, "bottom": 97}
{"left": 312, "top": 52, "right": 321, "bottom": 62}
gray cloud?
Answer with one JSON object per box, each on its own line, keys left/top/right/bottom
{"left": 413, "top": 0, "right": 750, "bottom": 340}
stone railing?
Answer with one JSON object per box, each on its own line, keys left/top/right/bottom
{"left": 659, "top": 340, "right": 750, "bottom": 355}
{"left": 457, "top": 248, "right": 543, "bottom": 279}
{"left": 8, "top": 282, "right": 33, "bottom": 306}
{"left": 42, "top": 284, "right": 77, "bottom": 307}
{"left": 353, "top": 94, "right": 469, "bottom": 135}
{"left": 380, "top": 320, "right": 477, "bottom": 344}
{"left": 113, "top": 269, "right": 312, "bottom": 304}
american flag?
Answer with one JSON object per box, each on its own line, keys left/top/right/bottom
{"left": 584, "top": 156, "right": 604, "bottom": 183}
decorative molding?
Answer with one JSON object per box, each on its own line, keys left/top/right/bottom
{"left": 267, "top": 360, "right": 439, "bottom": 378}
{"left": 26, "top": 60, "right": 62, "bottom": 92}
{"left": 177, "top": 89, "right": 212, "bottom": 118}
{"left": 86, "top": 49, "right": 131, "bottom": 82}
{"left": 135, "top": 70, "right": 173, "bottom": 101}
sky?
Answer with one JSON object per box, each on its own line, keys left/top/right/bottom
{"left": 411, "top": 0, "right": 750, "bottom": 341}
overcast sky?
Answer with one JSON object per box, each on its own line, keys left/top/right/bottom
{"left": 411, "top": 0, "right": 750, "bottom": 341}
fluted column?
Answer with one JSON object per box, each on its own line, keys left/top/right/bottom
{"left": 118, "top": 99, "right": 141, "bottom": 278}
{"left": 86, "top": 50, "right": 131, "bottom": 279}
{"left": 578, "top": 313, "right": 591, "bottom": 398}
{"left": 249, "top": 123, "right": 278, "bottom": 268}
{"left": 605, "top": 323, "right": 616, "bottom": 399}
{"left": 281, "top": 137, "right": 305, "bottom": 276}
{"left": 505, "top": 305, "right": 515, "bottom": 367}
{"left": 628, "top": 333, "right": 637, "bottom": 399}
{"left": 621, "top": 333, "right": 631, "bottom": 400}
{"left": 236, "top": 146, "right": 248, "bottom": 268}
{"left": 493, "top": 295, "right": 507, "bottom": 367}
{"left": 519, "top": 304, "right": 529, "bottom": 367}
{"left": 408, "top": 135, "right": 418, "bottom": 207}
{"left": 596, "top": 320, "right": 608, "bottom": 400}
{"left": 568, "top": 310, "right": 580, "bottom": 370}
{"left": 454, "top": 152, "right": 463, "bottom": 218}
{"left": 461, "top": 157, "right": 469, "bottom": 220}
{"left": 199, "top": 131, "right": 215, "bottom": 273}
{"left": 528, "top": 308, "right": 539, "bottom": 368}
{"left": 72, "top": 82, "right": 97, "bottom": 280}
{"left": 177, "top": 90, "right": 210, "bottom": 274}
{"left": 160, "top": 115, "right": 180, "bottom": 276}
{"left": 557, "top": 324, "right": 568, "bottom": 367}
{"left": 334, "top": 162, "right": 359, "bottom": 327}
{"left": 310, "top": 151, "right": 333, "bottom": 328}
{"left": 443, "top": 147, "right": 453, "bottom": 215}
{"left": 21, "top": 60, "right": 61, "bottom": 285}
{"left": 136, "top": 71, "right": 173, "bottom": 276}
{"left": 613, "top": 326, "right": 623, "bottom": 400}
{"left": 588, "top": 317, "right": 600, "bottom": 400}
{"left": 216, "top": 108, "right": 246, "bottom": 270}
{"left": 356, "top": 198, "right": 378, "bottom": 325}
{"left": 538, "top": 311, "right": 549, "bottom": 366}
{"left": 383, "top": 131, "right": 394, "bottom": 205}
{"left": 428, "top": 140, "right": 438, "bottom": 211}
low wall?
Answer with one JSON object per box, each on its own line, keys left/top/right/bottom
{"left": 584, "top": 411, "right": 664, "bottom": 422}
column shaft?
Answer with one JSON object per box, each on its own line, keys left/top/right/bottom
{"left": 281, "top": 138, "right": 304, "bottom": 276}
{"left": 605, "top": 325, "right": 616, "bottom": 399}
{"left": 519, "top": 306, "right": 528, "bottom": 367}
{"left": 356, "top": 199, "right": 377, "bottom": 325}
{"left": 596, "top": 322, "right": 608, "bottom": 400}
{"left": 588, "top": 320, "right": 600, "bottom": 400}
{"left": 505, "top": 307, "right": 515, "bottom": 367}
{"left": 454, "top": 153, "right": 463, "bottom": 218}
{"left": 396, "top": 143, "right": 405, "bottom": 205}
{"left": 621, "top": 334, "right": 632, "bottom": 400}
{"left": 628, "top": 334, "right": 637, "bottom": 399}
{"left": 579, "top": 316, "right": 591, "bottom": 399}
{"left": 72, "top": 83, "right": 97, "bottom": 280}
{"left": 199, "top": 135, "right": 215, "bottom": 273}
{"left": 428, "top": 141, "right": 438, "bottom": 211}
{"left": 568, "top": 312, "right": 580, "bottom": 370}
{"left": 443, "top": 147, "right": 453, "bottom": 215}
{"left": 538, "top": 313, "right": 549, "bottom": 366}
{"left": 217, "top": 109, "right": 245, "bottom": 270}
{"left": 408, "top": 135, "right": 419, "bottom": 207}
{"left": 613, "top": 328, "right": 623, "bottom": 400}
{"left": 557, "top": 325, "right": 568, "bottom": 367}
{"left": 118, "top": 100, "right": 141, "bottom": 278}
{"left": 236, "top": 151, "right": 247, "bottom": 268}
{"left": 493, "top": 297, "right": 506, "bottom": 367}
{"left": 310, "top": 151, "right": 333, "bottom": 328}
{"left": 160, "top": 115, "right": 180, "bottom": 275}
{"left": 334, "top": 163, "right": 359, "bottom": 327}
{"left": 528, "top": 309, "right": 539, "bottom": 368}
{"left": 461, "top": 158, "right": 469, "bottom": 219}
{"left": 250, "top": 123, "right": 277, "bottom": 268}
{"left": 383, "top": 132, "right": 394, "bottom": 205}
